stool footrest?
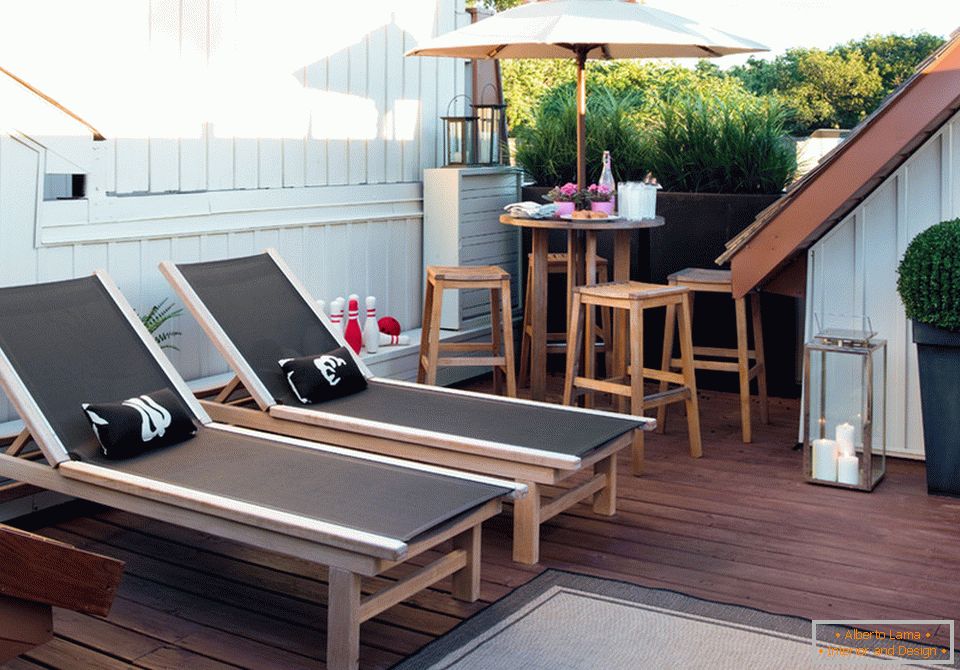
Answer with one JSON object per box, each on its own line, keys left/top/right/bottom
{"left": 436, "top": 356, "right": 507, "bottom": 367}
{"left": 571, "top": 377, "right": 692, "bottom": 408}
{"left": 641, "top": 387, "right": 692, "bottom": 409}
{"left": 691, "top": 360, "right": 741, "bottom": 373}
{"left": 635, "top": 368, "right": 685, "bottom": 385}
{"left": 669, "top": 357, "right": 761, "bottom": 375}
{"left": 691, "top": 346, "right": 757, "bottom": 359}
{"left": 439, "top": 342, "right": 497, "bottom": 352}
{"left": 573, "top": 376, "right": 631, "bottom": 397}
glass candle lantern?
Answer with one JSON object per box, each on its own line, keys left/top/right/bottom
{"left": 441, "top": 95, "right": 477, "bottom": 166}
{"left": 472, "top": 102, "right": 506, "bottom": 165}
{"left": 441, "top": 115, "right": 478, "bottom": 165}
{"left": 803, "top": 315, "right": 887, "bottom": 491}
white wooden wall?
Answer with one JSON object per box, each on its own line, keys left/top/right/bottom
{"left": 806, "top": 109, "right": 960, "bottom": 459}
{"left": 0, "top": 0, "right": 469, "bottom": 424}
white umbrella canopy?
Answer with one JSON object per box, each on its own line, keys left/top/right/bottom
{"left": 407, "top": 0, "right": 768, "bottom": 187}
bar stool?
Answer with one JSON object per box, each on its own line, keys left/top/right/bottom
{"left": 418, "top": 265, "right": 517, "bottom": 397}
{"left": 518, "top": 252, "right": 612, "bottom": 386}
{"left": 658, "top": 268, "right": 768, "bottom": 443}
{"left": 563, "top": 281, "right": 702, "bottom": 474}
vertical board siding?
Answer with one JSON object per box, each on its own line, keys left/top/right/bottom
{"left": 101, "top": 0, "right": 460, "bottom": 194}
{"left": 807, "top": 113, "right": 960, "bottom": 459}
{"left": 0, "top": 0, "right": 465, "bottom": 425}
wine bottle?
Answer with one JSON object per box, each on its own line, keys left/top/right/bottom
{"left": 599, "top": 150, "right": 615, "bottom": 207}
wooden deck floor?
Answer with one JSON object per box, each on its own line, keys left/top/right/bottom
{"left": 5, "top": 378, "right": 960, "bottom": 669}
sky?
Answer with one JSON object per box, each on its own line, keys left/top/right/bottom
{"left": 645, "top": 0, "right": 960, "bottom": 65}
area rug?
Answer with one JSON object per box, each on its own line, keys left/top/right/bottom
{"left": 393, "top": 570, "right": 952, "bottom": 669}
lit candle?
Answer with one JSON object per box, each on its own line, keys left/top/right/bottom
{"left": 812, "top": 438, "right": 838, "bottom": 481}
{"left": 837, "top": 454, "right": 859, "bottom": 486}
{"left": 835, "top": 422, "right": 855, "bottom": 457}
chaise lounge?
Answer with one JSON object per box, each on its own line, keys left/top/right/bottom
{"left": 160, "top": 250, "right": 654, "bottom": 565}
{"left": 0, "top": 272, "right": 523, "bottom": 670}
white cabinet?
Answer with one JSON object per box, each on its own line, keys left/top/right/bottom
{"left": 423, "top": 166, "right": 522, "bottom": 330}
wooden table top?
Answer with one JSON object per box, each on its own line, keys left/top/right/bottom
{"left": 499, "top": 214, "right": 664, "bottom": 231}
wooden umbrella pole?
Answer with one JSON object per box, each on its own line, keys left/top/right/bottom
{"left": 575, "top": 48, "right": 588, "bottom": 190}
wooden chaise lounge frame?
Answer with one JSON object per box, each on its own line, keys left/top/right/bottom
{"left": 161, "top": 249, "right": 655, "bottom": 565}
{"left": 0, "top": 271, "right": 524, "bottom": 670}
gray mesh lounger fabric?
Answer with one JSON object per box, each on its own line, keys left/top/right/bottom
{"left": 0, "top": 276, "right": 509, "bottom": 541}
{"left": 177, "top": 254, "right": 342, "bottom": 406}
{"left": 176, "top": 254, "right": 642, "bottom": 457}
{"left": 79, "top": 427, "right": 505, "bottom": 541}
{"left": 0, "top": 277, "right": 190, "bottom": 461}
{"left": 312, "top": 381, "right": 632, "bottom": 459}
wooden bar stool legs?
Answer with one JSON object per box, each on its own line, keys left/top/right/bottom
{"left": 563, "top": 282, "right": 702, "bottom": 475}
{"left": 519, "top": 253, "right": 611, "bottom": 387}
{"left": 627, "top": 301, "right": 645, "bottom": 471}
{"left": 418, "top": 266, "right": 516, "bottom": 397}
{"left": 657, "top": 268, "right": 769, "bottom": 443}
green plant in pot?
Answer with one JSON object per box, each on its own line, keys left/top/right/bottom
{"left": 139, "top": 299, "right": 184, "bottom": 351}
{"left": 896, "top": 218, "right": 960, "bottom": 495}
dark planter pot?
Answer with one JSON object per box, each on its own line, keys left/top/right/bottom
{"left": 913, "top": 321, "right": 960, "bottom": 497}
{"left": 648, "top": 192, "right": 780, "bottom": 282}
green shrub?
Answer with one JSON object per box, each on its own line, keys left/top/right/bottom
{"left": 896, "top": 219, "right": 960, "bottom": 331}
{"left": 513, "top": 80, "right": 795, "bottom": 194}
{"left": 643, "top": 92, "right": 797, "bottom": 194}
{"left": 514, "top": 86, "right": 647, "bottom": 186}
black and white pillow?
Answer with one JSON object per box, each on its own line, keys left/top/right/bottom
{"left": 279, "top": 346, "right": 367, "bottom": 404}
{"left": 82, "top": 388, "right": 197, "bottom": 460}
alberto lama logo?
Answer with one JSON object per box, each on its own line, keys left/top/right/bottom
{"left": 813, "top": 620, "right": 953, "bottom": 663}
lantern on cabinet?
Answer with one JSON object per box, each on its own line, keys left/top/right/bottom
{"left": 803, "top": 315, "right": 887, "bottom": 491}
{"left": 441, "top": 95, "right": 478, "bottom": 166}
{"left": 472, "top": 85, "right": 506, "bottom": 165}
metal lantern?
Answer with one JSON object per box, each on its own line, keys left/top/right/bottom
{"left": 441, "top": 95, "right": 477, "bottom": 166}
{"left": 472, "top": 84, "right": 506, "bottom": 165}
{"left": 803, "top": 315, "right": 887, "bottom": 491}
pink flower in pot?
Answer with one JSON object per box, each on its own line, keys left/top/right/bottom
{"left": 587, "top": 184, "right": 614, "bottom": 215}
{"left": 546, "top": 182, "right": 580, "bottom": 216}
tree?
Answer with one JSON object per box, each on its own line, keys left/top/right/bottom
{"left": 729, "top": 33, "right": 944, "bottom": 135}
{"left": 467, "top": 0, "right": 522, "bottom": 10}
{"left": 777, "top": 48, "right": 883, "bottom": 134}
{"left": 730, "top": 48, "right": 883, "bottom": 134}
{"left": 835, "top": 32, "right": 945, "bottom": 98}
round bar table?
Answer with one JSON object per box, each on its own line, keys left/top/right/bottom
{"left": 500, "top": 214, "right": 665, "bottom": 402}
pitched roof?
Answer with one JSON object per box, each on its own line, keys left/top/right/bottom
{"left": 719, "top": 30, "right": 960, "bottom": 298}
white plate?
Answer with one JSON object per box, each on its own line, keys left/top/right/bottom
{"left": 559, "top": 214, "right": 622, "bottom": 222}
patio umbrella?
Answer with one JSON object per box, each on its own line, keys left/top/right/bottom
{"left": 406, "top": 0, "right": 767, "bottom": 188}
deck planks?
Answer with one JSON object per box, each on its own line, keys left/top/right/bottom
{"left": 4, "top": 378, "right": 960, "bottom": 668}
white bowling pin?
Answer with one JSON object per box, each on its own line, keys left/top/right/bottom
{"left": 330, "top": 297, "right": 345, "bottom": 331}
{"left": 378, "top": 332, "right": 410, "bottom": 346}
{"left": 363, "top": 296, "right": 379, "bottom": 353}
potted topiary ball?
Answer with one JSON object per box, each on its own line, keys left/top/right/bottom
{"left": 897, "top": 218, "right": 960, "bottom": 496}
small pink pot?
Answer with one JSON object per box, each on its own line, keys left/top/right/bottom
{"left": 554, "top": 201, "right": 576, "bottom": 216}
{"left": 591, "top": 201, "right": 615, "bottom": 215}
